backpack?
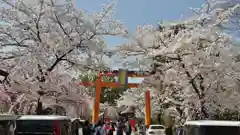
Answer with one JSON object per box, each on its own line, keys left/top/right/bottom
{"left": 95, "top": 127, "right": 102, "bottom": 135}
{"left": 107, "top": 127, "right": 114, "bottom": 135}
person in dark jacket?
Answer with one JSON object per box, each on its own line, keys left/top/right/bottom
{"left": 94, "top": 121, "right": 105, "bottom": 135}
{"left": 82, "top": 120, "right": 92, "bottom": 135}
{"left": 116, "top": 120, "right": 124, "bottom": 135}
{"left": 124, "top": 121, "right": 132, "bottom": 135}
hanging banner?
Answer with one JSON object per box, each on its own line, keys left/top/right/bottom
{"left": 118, "top": 69, "right": 128, "bottom": 87}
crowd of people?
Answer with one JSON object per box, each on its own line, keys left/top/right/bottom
{"left": 82, "top": 119, "right": 139, "bottom": 135}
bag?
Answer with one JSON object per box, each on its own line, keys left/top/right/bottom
{"left": 95, "top": 127, "right": 101, "bottom": 135}
{"left": 107, "top": 128, "right": 113, "bottom": 135}
{"left": 106, "top": 129, "right": 111, "bottom": 135}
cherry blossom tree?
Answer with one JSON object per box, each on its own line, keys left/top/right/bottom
{"left": 201, "top": 0, "right": 240, "bottom": 35}
{"left": 116, "top": 1, "right": 240, "bottom": 124}
{"left": 117, "top": 88, "right": 164, "bottom": 118}
{"left": 0, "top": 0, "right": 127, "bottom": 116}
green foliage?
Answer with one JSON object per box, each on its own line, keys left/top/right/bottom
{"left": 79, "top": 73, "right": 127, "bottom": 105}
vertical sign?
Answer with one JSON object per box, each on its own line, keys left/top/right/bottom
{"left": 118, "top": 69, "right": 128, "bottom": 87}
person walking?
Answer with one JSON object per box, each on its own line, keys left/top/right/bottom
{"left": 131, "top": 125, "right": 137, "bottom": 135}
{"left": 106, "top": 121, "right": 115, "bottom": 135}
{"left": 124, "top": 121, "right": 132, "bottom": 135}
{"left": 83, "top": 120, "right": 93, "bottom": 135}
{"left": 94, "top": 121, "right": 106, "bottom": 135}
{"left": 116, "top": 120, "right": 124, "bottom": 135}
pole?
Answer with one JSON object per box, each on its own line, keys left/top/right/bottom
{"left": 145, "top": 90, "right": 151, "bottom": 127}
{"left": 92, "top": 74, "right": 101, "bottom": 124}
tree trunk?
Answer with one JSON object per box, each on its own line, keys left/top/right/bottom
{"left": 36, "top": 98, "right": 43, "bottom": 115}
{"left": 165, "top": 127, "right": 173, "bottom": 135}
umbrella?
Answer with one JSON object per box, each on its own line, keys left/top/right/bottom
{"left": 121, "top": 105, "right": 136, "bottom": 114}
{"left": 103, "top": 106, "right": 119, "bottom": 120}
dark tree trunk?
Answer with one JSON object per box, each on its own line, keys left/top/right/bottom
{"left": 165, "top": 127, "right": 173, "bottom": 135}
{"left": 0, "top": 69, "right": 9, "bottom": 84}
{"left": 36, "top": 98, "right": 43, "bottom": 115}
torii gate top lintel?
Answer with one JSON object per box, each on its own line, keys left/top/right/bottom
{"left": 80, "top": 69, "right": 153, "bottom": 88}
{"left": 98, "top": 70, "right": 153, "bottom": 77}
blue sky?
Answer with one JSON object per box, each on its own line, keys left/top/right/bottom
{"left": 77, "top": 0, "right": 204, "bottom": 83}
{"left": 77, "top": 0, "right": 204, "bottom": 48}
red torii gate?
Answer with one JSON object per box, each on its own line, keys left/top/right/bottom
{"left": 79, "top": 70, "right": 152, "bottom": 127}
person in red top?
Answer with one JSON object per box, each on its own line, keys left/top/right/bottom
{"left": 105, "top": 122, "right": 110, "bottom": 131}
{"left": 105, "top": 121, "right": 115, "bottom": 135}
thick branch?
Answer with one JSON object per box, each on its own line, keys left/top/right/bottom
{"left": 1, "top": 43, "right": 28, "bottom": 48}
{"left": 53, "top": 14, "right": 72, "bottom": 40}
{"left": 0, "top": 69, "right": 9, "bottom": 84}
{"left": 34, "top": 0, "right": 44, "bottom": 42}
{"left": 199, "top": 74, "right": 205, "bottom": 92}
{"left": 47, "top": 33, "right": 96, "bottom": 72}
{"left": 0, "top": 31, "right": 29, "bottom": 47}
{"left": 175, "top": 55, "right": 202, "bottom": 99}
{"left": 0, "top": 54, "right": 24, "bottom": 60}
{"left": 61, "top": 58, "right": 92, "bottom": 70}
{"left": 47, "top": 47, "right": 75, "bottom": 72}
{"left": 0, "top": 69, "right": 8, "bottom": 78}
{"left": 154, "top": 54, "right": 181, "bottom": 63}
{"left": 177, "top": 55, "right": 208, "bottom": 118}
